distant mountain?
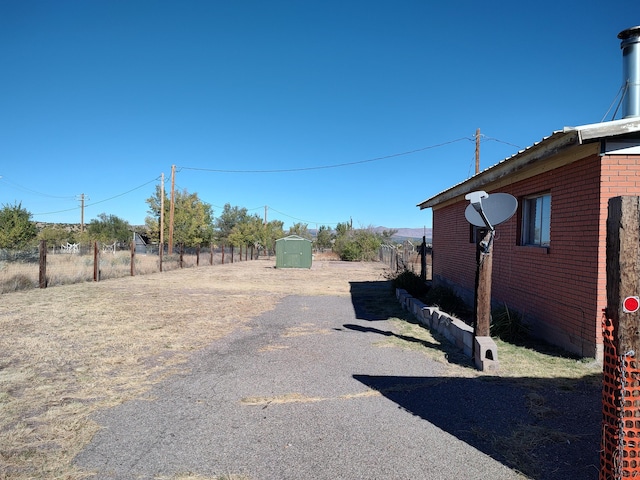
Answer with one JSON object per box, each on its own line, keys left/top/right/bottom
{"left": 373, "top": 227, "right": 431, "bottom": 242}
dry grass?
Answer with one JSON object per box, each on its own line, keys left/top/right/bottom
{"left": 0, "top": 258, "right": 388, "bottom": 479}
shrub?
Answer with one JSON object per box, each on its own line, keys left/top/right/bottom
{"left": 1, "top": 274, "right": 35, "bottom": 293}
{"left": 491, "top": 303, "right": 530, "bottom": 343}
{"left": 390, "top": 269, "right": 428, "bottom": 297}
{"left": 424, "top": 285, "right": 472, "bottom": 322}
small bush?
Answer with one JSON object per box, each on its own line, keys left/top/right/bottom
{"left": 390, "top": 269, "right": 428, "bottom": 297}
{"left": 491, "top": 303, "right": 530, "bottom": 343}
{"left": 424, "top": 285, "right": 472, "bottom": 322}
{"left": 1, "top": 274, "right": 35, "bottom": 293}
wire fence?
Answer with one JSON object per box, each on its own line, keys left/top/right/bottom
{"left": 0, "top": 241, "right": 263, "bottom": 294}
{"left": 378, "top": 241, "right": 432, "bottom": 278}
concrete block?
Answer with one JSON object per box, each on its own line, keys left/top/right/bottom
{"left": 420, "top": 307, "right": 433, "bottom": 328}
{"left": 474, "top": 336, "right": 499, "bottom": 372}
{"left": 462, "top": 330, "right": 474, "bottom": 358}
{"left": 411, "top": 299, "right": 425, "bottom": 316}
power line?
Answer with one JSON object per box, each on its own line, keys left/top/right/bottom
{"left": 84, "top": 176, "right": 161, "bottom": 208}
{"left": 33, "top": 176, "right": 160, "bottom": 216}
{"left": 0, "top": 176, "right": 76, "bottom": 199}
{"left": 482, "top": 136, "right": 522, "bottom": 150}
{"left": 177, "top": 138, "right": 472, "bottom": 174}
{"left": 267, "top": 206, "right": 339, "bottom": 227}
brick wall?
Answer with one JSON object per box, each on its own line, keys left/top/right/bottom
{"left": 433, "top": 152, "right": 617, "bottom": 359}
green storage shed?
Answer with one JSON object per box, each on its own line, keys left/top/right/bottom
{"left": 275, "top": 235, "right": 313, "bottom": 268}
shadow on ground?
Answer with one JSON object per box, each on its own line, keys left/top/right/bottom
{"left": 353, "top": 374, "right": 601, "bottom": 480}
{"left": 349, "top": 280, "right": 602, "bottom": 480}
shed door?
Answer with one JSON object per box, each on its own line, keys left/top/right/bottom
{"left": 284, "top": 239, "right": 303, "bottom": 267}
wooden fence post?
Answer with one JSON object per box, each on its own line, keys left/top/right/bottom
{"left": 159, "top": 242, "right": 163, "bottom": 272}
{"left": 179, "top": 244, "right": 184, "bottom": 268}
{"left": 130, "top": 242, "right": 135, "bottom": 276}
{"left": 196, "top": 245, "right": 200, "bottom": 267}
{"left": 601, "top": 196, "right": 640, "bottom": 478}
{"left": 93, "top": 241, "right": 99, "bottom": 282}
{"left": 210, "top": 244, "right": 214, "bottom": 265}
{"left": 39, "top": 240, "right": 47, "bottom": 288}
{"left": 231, "top": 245, "right": 234, "bottom": 263}
{"left": 221, "top": 244, "right": 225, "bottom": 264}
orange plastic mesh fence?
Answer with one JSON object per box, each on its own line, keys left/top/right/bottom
{"left": 601, "top": 315, "right": 640, "bottom": 479}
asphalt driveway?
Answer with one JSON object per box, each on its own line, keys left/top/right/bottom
{"left": 73, "top": 286, "right": 558, "bottom": 479}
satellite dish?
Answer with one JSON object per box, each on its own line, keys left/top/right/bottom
{"left": 465, "top": 192, "right": 518, "bottom": 228}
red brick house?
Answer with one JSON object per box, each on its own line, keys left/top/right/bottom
{"left": 418, "top": 27, "right": 640, "bottom": 360}
{"left": 417, "top": 116, "right": 640, "bottom": 360}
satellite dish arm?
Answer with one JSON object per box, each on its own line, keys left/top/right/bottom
{"left": 464, "top": 191, "right": 495, "bottom": 231}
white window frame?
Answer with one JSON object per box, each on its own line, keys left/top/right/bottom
{"left": 522, "top": 193, "right": 551, "bottom": 247}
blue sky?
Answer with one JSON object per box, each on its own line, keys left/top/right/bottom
{"left": 1, "top": 1, "right": 638, "bottom": 230}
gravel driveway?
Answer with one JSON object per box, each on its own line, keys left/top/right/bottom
{"left": 75, "top": 285, "right": 527, "bottom": 480}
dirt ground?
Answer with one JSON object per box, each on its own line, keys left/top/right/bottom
{"left": 0, "top": 257, "right": 390, "bottom": 479}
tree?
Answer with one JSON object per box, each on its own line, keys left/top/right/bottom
{"left": 315, "top": 225, "right": 333, "bottom": 251}
{"left": 39, "top": 225, "right": 75, "bottom": 246}
{"left": 288, "top": 222, "right": 312, "bottom": 240}
{"left": 262, "top": 219, "right": 285, "bottom": 254}
{"left": 0, "top": 202, "right": 38, "bottom": 249}
{"left": 332, "top": 225, "right": 381, "bottom": 262}
{"left": 381, "top": 229, "right": 398, "bottom": 243}
{"left": 214, "top": 204, "right": 249, "bottom": 244}
{"left": 228, "top": 214, "right": 263, "bottom": 248}
{"left": 145, "top": 187, "right": 214, "bottom": 247}
{"left": 87, "top": 213, "right": 132, "bottom": 244}
{"left": 173, "top": 190, "right": 214, "bottom": 247}
{"left": 144, "top": 184, "right": 169, "bottom": 242}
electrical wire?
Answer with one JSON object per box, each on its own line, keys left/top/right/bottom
{"left": 0, "top": 177, "right": 77, "bottom": 199}
{"left": 267, "top": 206, "right": 339, "bottom": 226}
{"left": 177, "top": 138, "right": 472, "bottom": 174}
{"left": 85, "top": 176, "right": 161, "bottom": 208}
{"left": 33, "top": 176, "right": 160, "bottom": 216}
{"left": 482, "top": 136, "right": 522, "bottom": 150}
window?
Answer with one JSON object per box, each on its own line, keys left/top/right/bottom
{"left": 522, "top": 193, "right": 551, "bottom": 247}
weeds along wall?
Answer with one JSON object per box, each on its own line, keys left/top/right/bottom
{"left": 0, "top": 241, "right": 259, "bottom": 293}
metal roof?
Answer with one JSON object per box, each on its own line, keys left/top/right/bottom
{"left": 417, "top": 117, "right": 640, "bottom": 210}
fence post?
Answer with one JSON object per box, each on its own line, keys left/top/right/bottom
{"left": 93, "top": 241, "right": 99, "bottom": 281}
{"left": 130, "top": 242, "right": 135, "bottom": 276}
{"left": 179, "top": 244, "right": 184, "bottom": 268}
{"left": 221, "top": 244, "right": 225, "bottom": 264}
{"left": 231, "top": 245, "right": 234, "bottom": 263}
{"left": 159, "top": 242, "right": 163, "bottom": 272}
{"left": 251, "top": 245, "right": 254, "bottom": 260}
{"left": 196, "top": 245, "right": 200, "bottom": 267}
{"left": 601, "top": 196, "right": 640, "bottom": 479}
{"left": 210, "top": 243, "right": 214, "bottom": 265}
{"left": 39, "top": 240, "right": 47, "bottom": 288}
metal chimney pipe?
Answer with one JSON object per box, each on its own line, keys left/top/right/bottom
{"left": 618, "top": 26, "right": 640, "bottom": 118}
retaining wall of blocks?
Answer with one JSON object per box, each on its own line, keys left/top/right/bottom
{"left": 396, "top": 288, "right": 474, "bottom": 357}
{"left": 396, "top": 288, "right": 499, "bottom": 372}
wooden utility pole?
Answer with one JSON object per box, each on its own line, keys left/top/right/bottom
{"left": 168, "top": 165, "right": 176, "bottom": 255}
{"left": 160, "top": 173, "right": 165, "bottom": 261}
{"left": 475, "top": 128, "right": 481, "bottom": 174}
{"left": 80, "top": 193, "right": 85, "bottom": 232}
{"left": 474, "top": 229, "right": 494, "bottom": 337}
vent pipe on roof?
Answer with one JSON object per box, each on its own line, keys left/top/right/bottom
{"left": 619, "top": 26, "right": 640, "bottom": 118}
